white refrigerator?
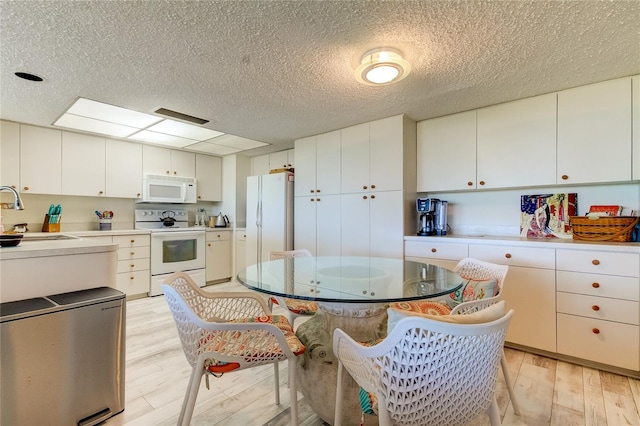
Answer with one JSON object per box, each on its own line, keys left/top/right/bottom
{"left": 246, "top": 172, "right": 294, "bottom": 266}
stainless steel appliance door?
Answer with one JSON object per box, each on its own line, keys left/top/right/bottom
{"left": 150, "top": 231, "right": 205, "bottom": 275}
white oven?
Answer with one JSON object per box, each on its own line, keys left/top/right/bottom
{"left": 135, "top": 208, "right": 206, "bottom": 296}
{"left": 149, "top": 230, "right": 206, "bottom": 296}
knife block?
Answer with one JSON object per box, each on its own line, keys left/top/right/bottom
{"left": 42, "top": 214, "right": 60, "bottom": 232}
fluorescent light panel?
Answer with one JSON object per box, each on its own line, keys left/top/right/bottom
{"left": 128, "top": 130, "right": 197, "bottom": 148}
{"left": 54, "top": 114, "right": 139, "bottom": 138}
{"left": 67, "top": 98, "right": 161, "bottom": 128}
{"left": 185, "top": 141, "right": 242, "bottom": 155}
{"left": 147, "top": 119, "right": 224, "bottom": 140}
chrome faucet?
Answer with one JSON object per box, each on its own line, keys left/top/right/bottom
{"left": 0, "top": 186, "right": 25, "bottom": 210}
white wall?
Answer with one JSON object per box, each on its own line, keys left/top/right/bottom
{"left": 417, "top": 182, "right": 640, "bottom": 236}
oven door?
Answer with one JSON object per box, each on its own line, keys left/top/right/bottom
{"left": 150, "top": 231, "right": 206, "bottom": 276}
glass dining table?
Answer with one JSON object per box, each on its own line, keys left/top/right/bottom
{"left": 237, "top": 256, "right": 463, "bottom": 425}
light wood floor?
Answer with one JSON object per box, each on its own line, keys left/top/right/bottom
{"left": 106, "top": 280, "right": 640, "bottom": 426}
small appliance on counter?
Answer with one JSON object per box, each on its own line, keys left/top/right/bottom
{"left": 417, "top": 198, "right": 448, "bottom": 236}
{"left": 214, "top": 212, "right": 229, "bottom": 228}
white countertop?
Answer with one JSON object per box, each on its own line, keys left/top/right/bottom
{"left": 405, "top": 234, "right": 640, "bottom": 253}
{"left": 0, "top": 233, "right": 119, "bottom": 260}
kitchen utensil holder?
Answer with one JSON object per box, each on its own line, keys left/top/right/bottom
{"left": 42, "top": 214, "right": 60, "bottom": 232}
{"left": 99, "top": 219, "right": 112, "bottom": 231}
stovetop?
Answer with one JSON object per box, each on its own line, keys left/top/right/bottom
{"left": 134, "top": 208, "right": 189, "bottom": 230}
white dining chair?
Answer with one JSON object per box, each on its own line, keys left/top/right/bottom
{"left": 162, "top": 272, "right": 305, "bottom": 426}
{"left": 333, "top": 305, "right": 514, "bottom": 426}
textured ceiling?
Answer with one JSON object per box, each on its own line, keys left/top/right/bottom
{"left": 1, "top": 1, "right": 639, "bottom": 156}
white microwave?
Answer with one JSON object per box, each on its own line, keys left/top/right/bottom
{"left": 137, "top": 174, "right": 197, "bottom": 204}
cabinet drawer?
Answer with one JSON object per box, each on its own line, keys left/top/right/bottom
{"left": 206, "top": 231, "right": 231, "bottom": 242}
{"left": 115, "top": 270, "right": 150, "bottom": 295}
{"left": 404, "top": 241, "right": 468, "bottom": 260}
{"left": 557, "top": 292, "right": 639, "bottom": 325}
{"left": 557, "top": 313, "right": 639, "bottom": 371}
{"left": 113, "top": 234, "right": 150, "bottom": 248}
{"left": 557, "top": 271, "right": 639, "bottom": 301}
{"left": 236, "top": 231, "right": 247, "bottom": 241}
{"left": 117, "top": 258, "right": 150, "bottom": 274}
{"left": 557, "top": 249, "right": 639, "bottom": 277}
{"left": 117, "top": 246, "right": 150, "bottom": 261}
{"left": 88, "top": 236, "right": 113, "bottom": 244}
{"left": 469, "top": 244, "right": 555, "bottom": 269}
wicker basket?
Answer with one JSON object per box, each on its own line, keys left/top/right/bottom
{"left": 570, "top": 216, "right": 639, "bottom": 242}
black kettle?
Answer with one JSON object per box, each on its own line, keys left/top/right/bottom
{"left": 160, "top": 211, "right": 176, "bottom": 227}
{"left": 214, "top": 213, "right": 229, "bottom": 228}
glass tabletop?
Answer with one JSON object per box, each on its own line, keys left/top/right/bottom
{"left": 237, "top": 256, "right": 463, "bottom": 303}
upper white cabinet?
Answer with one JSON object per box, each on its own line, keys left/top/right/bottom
{"left": 417, "top": 111, "right": 477, "bottom": 192}
{"left": 142, "top": 145, "right": 195, "bottom": 177}
{"left": 195, "top": 154, "right": 222, "bottom": 201}
{"left": 251, "top": 149, "right": 294, "bottom": 176}
{"left": 20, "top": 125, "right": 62, "bottom": 195}
{"left": 62, "top": 132, "right": 106, "bottom": 197}
{"left": 251, "top": 154, "right": 270, "bottom": 176}
{"left": 0, "top": 120, "right": 20, "bottom": 189}
{"left": 106, "top": 139, "right": 142, "bottom": 199}
{"left": 634, "top": 75, "right": 640, "bottom": 180}
{"left": 294, "top": 131, "right": 341, "bottom": 197}
{"left": 477, "top": 93, "right": 557, "bottom": 188}
{"left": 341, "top": 122, "right": 370, "bottom": 194}
{"left": 557, "top": 77, "right": 632, "bottom": 184}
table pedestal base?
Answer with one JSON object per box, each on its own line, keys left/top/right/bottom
{"left": 295, "top": 302, "right": 388, "bottom": 426}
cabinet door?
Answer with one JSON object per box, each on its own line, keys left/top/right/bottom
{"left": 286, "top": 149, "right": 295, "bottom": 169}
{"left": 340, "top": 193, "right": 370, "bottom": 256}
{"left": 206, "top": 234, "right": 231, "bottom": 282}
{"left": 558, "top": 77, "right": 632, "bottom": 184}
{"left": 251, "top": 154, "right": 270, "bottom": 176}
{"left": 294, "top": 195, "right": 317, "bottom": 254}
{"left": 195, "top": 154, "right": 222, "bottom": 201}
{"left": 500, "top": 266, "right": 556, "bottom": 352}
{"left": 369, "top": 115, "right": 403, "bottom": 192}
{"left": 170, "top": 150, "right": 195, "bottom": 177}
{"left": 62, "top": 132, "right": 106, "bottom": 197}
{"left": 633, "top": 75, "right": 640, "bottom": 180}
{"left": 477, "top": 93, "right": 557, "bottom": 189}
{"left": 417, "top": 111, "right": 477, "bottom": 191}
{"left": 315, "top": 194, "right": 341, "bottom": 256}
{"left": 235, "top": 231, "right": 247, "bottom": 276}
{"left": 1, "top": 120, "right": 20, "bottom": 189}
{"left": 294, "top": 136, "right": 317, "bottom": 197}
{"left": 106, "top": 139, "right": 142, "bottom": 198}
{"left": 316, "top": 130, "right": 341, "bottom": 195}
{"left": 341, "top": 123, "right": 369, "bottom": 194}
{"left": 369, "top": 190, "right": 404, "bottom": 258}
{"left": 142, "top": 145, "right": 171, "bottom": 175}
{"left": 269, "top": 151, "right": 289, "bottom": 170}
{"left": 20, "top": 125, "right": 62, "bottom": 195}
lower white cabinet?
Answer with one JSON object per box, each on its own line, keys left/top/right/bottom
{"left": 468, "top": 244, "right": 557, "bottom": 353}
{"left": 113, "top": 235, "right": 151, "bottom": 297}
{"left": 404, "top": 240, "right": 468, "bottom": 269}
{"left": 206, "top": 230, "right": 232, "bottom": 282}
{"left": 234, "top": 230, "right": 247, "bottom": 279}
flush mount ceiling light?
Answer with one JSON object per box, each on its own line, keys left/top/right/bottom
{"left": 355, "top": 48, "right": 411, "bottom": 85}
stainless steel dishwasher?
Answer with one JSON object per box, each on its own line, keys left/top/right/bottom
{"left": 1, "top": 287, "right": 125, "bottom": 426}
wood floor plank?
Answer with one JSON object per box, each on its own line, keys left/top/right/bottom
{"left": 600, "top": 371, "right": 640, "bottom": 425}
{"left": 554, "top": 360, "right": 585, "bottom": 413}
{"left": 583, "top": 367, "right": 607, "bottom": 426}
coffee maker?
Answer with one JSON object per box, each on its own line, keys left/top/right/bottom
{"left": 416, "top": 198, "right": 436, "bottom": 236}
{"left": 417, "top": 198, "right": 448, "bottom": 236}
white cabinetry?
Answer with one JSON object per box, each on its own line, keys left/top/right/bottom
{"left": 417, "top": 111, "right": 476, "bottom": 192}
{"left": 143, "top": 145, "right": 195, "bottom": 177}
{"left": 106, "top": 139, "right": 142, "bottom": 199}
{"left": 62, "top": 132, "right": 106, "bottom": 197}
{"left": 295, "top": 131, "right": 341, "bottom": 197}
{"left": 557, "top": 77, "right": 632, "bottom": 184}
{"left": 206, "top": 230, "right": 232, "bottom": 283}
{"left": 404, "top": 240, "right": 468, "bottom": 269}
{"left": 234, "top": 230, "right": 247, "bottom": 278}
{"left": 20, "top": 125, "right": 62, "bottom": 195}
{"left": 195, "top": 154, "right": 222, "bottom": 201}
{"left": 556, "top": 248, "right": 639, "bottom": 371}
{"left": 468, "top": 244, "right": 556, "bottom": 352}
{"left": 294, "top": 193, "right": 341, "bottom": 256}
{"left": 0, "top": 120, "right": 20, "bottom": 189}
{"left": 477, "top": 93, "right": 557, "bottom": 188}
{"left": 251, "top": 150, "right": 294, "bottom": 176}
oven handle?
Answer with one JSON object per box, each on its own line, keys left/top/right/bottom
{"left": 151, "top": 231, "right": 205, "bottom": 239}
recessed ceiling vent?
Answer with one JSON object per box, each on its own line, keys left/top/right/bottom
{"left": 154, "top": 108, "right": 209, "bottom": 125}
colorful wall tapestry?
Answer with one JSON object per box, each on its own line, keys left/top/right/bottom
{"left": 520, "top": 193, "right": 577, "bottom": 239}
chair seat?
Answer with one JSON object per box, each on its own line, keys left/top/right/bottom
{"left": 389, "top": 300, "right": 452, "bottom": 316}
{"left": 202, "top": 314, "right": 306, "bottom": 375}
{"left": 271, "top": 297, "right": 318, "bottom": 316}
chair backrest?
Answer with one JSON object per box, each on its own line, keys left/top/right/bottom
{"left": 269, "top": 249, "right": 312, "bottom": 260}
{"left": 376, "top": 311, "right": 513, "bottom": 425}
{"left": 453, "top": 257, "right": 509, "bottom": 294}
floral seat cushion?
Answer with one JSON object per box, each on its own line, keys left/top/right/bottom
{"left": 201, "top": 314, "right": 306, "bottom": 375}
{"left": 270, "top": 297, "right": 318, "bottom": 315}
